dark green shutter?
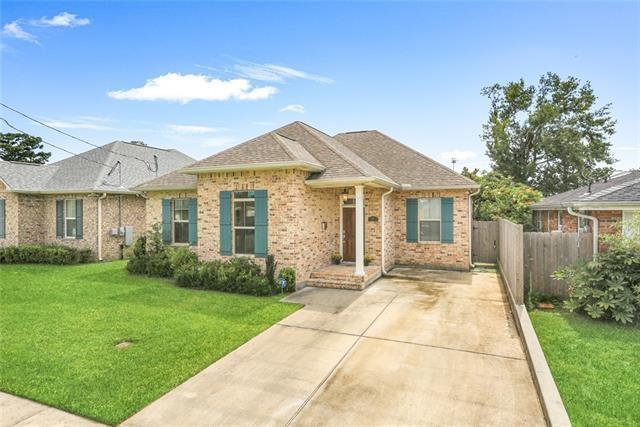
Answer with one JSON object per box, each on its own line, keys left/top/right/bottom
{"left": 254, "top": 190, "right": 268, "bottom": 258}
{"left": 0, "top": 199, "right": 5, "bottom": 239}
{"left": 162, "top": 199, "right": 171, "bottom": 244}
{"left": 75, "top": 199, "right": 83, "bottom": 240}
{"left": 441, "top": 197, "right": 454, "bottom": 243}
{"left": 219, "top": 191, "right": 232, "bottom": 255}
{"left": 406, "top": 198, "right": 418, "bottom": 242}
{"left": 56, "top": 200, "right": 64, "bottom": 238}
{"left": 188, "top": 198, "right": 198, "bottom": 246}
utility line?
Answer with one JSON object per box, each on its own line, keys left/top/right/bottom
{"left": 0, "top": 102, "right": 158, "bottom": 172}
{"left": 1, "top": 117, "right": 113, "bottom": 168}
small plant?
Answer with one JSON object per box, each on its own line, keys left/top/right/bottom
{"left": 364, "top": 254, "right": 372, "bottom": 266}
{"left": 0, "top": 244, "right": 92, "bottom": 265}
{"left": 278, "top": 267, "right": 296, "bottom": 292}
{"left": 525, "top": 290, "right": 560, "bottom": 311}
{"left": 265, "top": 254, "right": 277, "bottom": 288}
{"left": 331, "top": 252, "right": 342, "bottom": 265}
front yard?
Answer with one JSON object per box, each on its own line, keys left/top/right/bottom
{"left": 530, "top": 310, "right": 640, "bottom": 426}
{"left": 0, "top": 261, "right": 300, "bottom": 425}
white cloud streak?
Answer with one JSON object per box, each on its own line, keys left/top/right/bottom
{"left": 234, "top": 62, "right": 333, "bottom": 84}
{"left": 108, "top": 73, "right": 278, "bottom": 103}
{"left": 2, "top": 21, "right": 39, "bottom": 44}
{"left": 43, "top": 118, "right": 112, "bottom": 130}
{"left": 168, "top": 124, "right": 226, "bottom": 134}
{"left": 279, "top": 104, "right": 305, "bottom": 114}
{"left": 32, "top": 12, "right": 90, "bottom": 27}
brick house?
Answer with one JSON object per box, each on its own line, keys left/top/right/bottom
{"left": 531, "top": 170, "right": 640, "bottom": 250}
{"left": 135, "top": 122, "right": 479, "bottom": 288}
{"left": 0, "top": 141, "right": 194, "bottom": 260}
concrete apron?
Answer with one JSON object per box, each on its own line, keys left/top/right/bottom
{"left": 124, "top": 269, "right": 545, "bottom": 426}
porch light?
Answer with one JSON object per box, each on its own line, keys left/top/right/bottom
{"left": 341, "top": 189, "right": 349, "bottom": 202}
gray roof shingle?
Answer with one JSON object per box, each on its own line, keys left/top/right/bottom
{"left": 532, "top": 170, "right": 640, "bottom": 208}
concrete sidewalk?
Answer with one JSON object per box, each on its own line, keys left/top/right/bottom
{"left": 0, "top": 392, "right": 104, "bottom": 427}
{"left": 124, "top": 268, "right": 545, "bottom": 426}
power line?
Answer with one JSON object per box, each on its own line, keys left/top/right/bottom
{"left": 0, "top": 102, "right": 158, "bottom": 172}
{"left": 1, "top": 117, "right": 113, "bottom": 168}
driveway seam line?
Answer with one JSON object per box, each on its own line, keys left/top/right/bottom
{"left": 284, "top": 293, "right": 399, "bottom": 426}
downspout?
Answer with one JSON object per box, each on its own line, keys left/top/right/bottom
{"left": 380, "top": 187, "right": 394, "bottom": 274}
{"left": 567, "top": 207, "right": 599, "bottom": 255}
{"left": 468, "top": 188, "right": 481, "bottom": 268}
{"left": 97, "top": 193, "right": 107, "bottom": 261}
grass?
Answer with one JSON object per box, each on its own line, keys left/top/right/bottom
{"left": 0, "top": 261, "right": 300, "bottom": 425}
{"left": 530, "top": 309, "right": 640, "bottom": 426}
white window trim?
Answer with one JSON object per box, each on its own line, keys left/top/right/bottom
{"left": 233, "top": 194, "right": 256, "bottom": 255}
{"left": 418, "top": 198, "right": 442, "bottom": 243}
{"left": 557, "top": 209, "right": 564, "bottom": 231}
{"left": 63, "top": 199, "right": 77, "bottom": 239}
{"left": 171, "top": 199, "right": 189, "bottom": 245}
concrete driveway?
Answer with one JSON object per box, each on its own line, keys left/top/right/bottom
{"left": 124, "top": 268, "right": 544, "bottom": 426}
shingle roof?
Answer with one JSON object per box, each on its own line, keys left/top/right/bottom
{"left": 0, "top": 141, "right": 194, "bottom": 193}
{"left": 135, "top": 170, "right": 197, "bottom": 191}
{"left": 334, "top": 130, "right": 478, "bottom": 189}
{"left": 532, "top": 170, "right": 640, "bottom": 209}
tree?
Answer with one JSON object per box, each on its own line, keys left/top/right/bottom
{"left": 0, "top": 133, "right": 51, "bottom": 164}
{"left": 481, "top": 73, "right": 616, "bottom": 195}
{"left": 462, "top": 167, "right": 542, "bottom": 229}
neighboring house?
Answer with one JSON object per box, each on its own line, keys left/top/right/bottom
{"left": 531, "top": 170, "right": 640, "bottom": 246}
{"left": 0, "top": 141, "right": 194, "bottom": 260}
{"left": 136, "top": 121, "right": 479, "bottom": 288}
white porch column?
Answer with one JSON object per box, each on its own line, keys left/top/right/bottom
{"left": 354, "top": 185, "right": 365, "bottom": 276}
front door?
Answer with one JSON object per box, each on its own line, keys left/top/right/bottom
{"left": 342, "top": 207, "right": 356, "bottom": 262}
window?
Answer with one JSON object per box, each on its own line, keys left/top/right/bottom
{"left": 172, "top": 199, "right": 189, "bottom": 244}
{"left": 558, "top": 210, "right": 564, "bottom": 231}
{"left": 64, "top": 200, "right": 77, "bottom": 238}
{"left": 418, "top": 198, "right": 441, "bottom": 242}
{"left": 579, "top": 212, "right": 590, "bottom": 232}
{"left": 234, "top": 191, "right": 255, "bottom": 254}
{"left": 623, "top": 211, "right": 639, "bottom": 238}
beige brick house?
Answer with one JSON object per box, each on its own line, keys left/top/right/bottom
{"left": 531, "top": 170, "right": 640, "bottom": 252}
{"left": 136, "top": 122, "right": 479, "bottom": 289}
{"left": 0, "top": 141, "right": 194, "bottom": 260}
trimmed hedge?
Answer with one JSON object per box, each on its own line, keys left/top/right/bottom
{"left": 0, "top": 245, "right": 92, "bottom": 265}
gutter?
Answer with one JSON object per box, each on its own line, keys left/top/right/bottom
{"left": 468, "top": 187, "right": 481, "bottom": 268}
{"left": 380, "top": 187, "right": 394, "bottom": 274}
{"left": 567, "top": 207, "right": 599, "bottom": 255}
{"left": 97, "top": 193, "right": 107, "bottom": 261}
{"left": 306, "top": 176, "right": 400, "bottom": 189}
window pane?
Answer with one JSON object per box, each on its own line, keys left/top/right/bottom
{"left": 174, "top": 200, "right": 188, "bottom": 221}
{"left": 234, "top": 202, "right": 245, "bottom": 226}
{"left": 65, "top": 200, "right": 76, "bottom": 217}
{"left": 174, "top": 222, "right": 189, "bottom": 244}
{"left": 66, "top": 219, "right": 76, "bottom": 237}
{"left": 244, "top": 202, "right": 255, "bottom": 226}
{"left": 235, "top": 229, "right": 255, "bottom": 254}
{"left": 234, "top": 201, "right": 255, "bottom": 227}
{"left": 234, "top": 191, "right": 254, "bottom": 199}
{"left": 419, "top": 199, "right": 440, "bottom": 220}
{"left": 419, "top": 220, "right": 440, "bottom": 241}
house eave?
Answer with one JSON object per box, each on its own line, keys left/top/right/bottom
{"left": 532, "top": 201, "right": 640, "bottom": 210}
{"left": 6, "top": 188, "right": 138, "bottom": 195}
{"left": 305, "top": 176, "right": 400, "bottom": 189}
{"left": 133, "top": 185, "right": 197, "bottom": 192}
{"left": 180, "top": 160, "right": 325, "bottom": 175}
{"left": 398, "top": 184, "right": 480, "bottom": 191}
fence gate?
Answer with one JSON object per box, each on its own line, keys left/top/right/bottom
{"left": 472, "top": 220, "right": 498, "bottom": 263}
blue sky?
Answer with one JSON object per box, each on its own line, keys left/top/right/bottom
{"left": 2, "top": 1, "right": 639, "bottom": 172}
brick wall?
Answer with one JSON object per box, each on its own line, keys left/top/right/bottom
{"left": 0, "top": 182, "right": 19, "bottom": 247}
{"left": 144, "top": 190, "right": 198, "bottom": 231}
{"left": 391, "top": 190, "right": 471, "bottom": 271}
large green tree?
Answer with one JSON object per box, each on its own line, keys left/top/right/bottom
{"left": 481, "top": 73, "right": 616, "bottom": 195}
{"left": 462, "top": 168, "right": 542, "bottom": 229}
{"left": 0, "top": 133, "right": 51, "bottom": 164}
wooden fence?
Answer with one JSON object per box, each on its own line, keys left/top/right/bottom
{"left": 497, "top": 219, "right": 524, "bottom": 305}
{"left": 472, "top": 221, "right": 498, "bottom": 263}
{"left": 524, "top": 232, "right": 593, "bottom": 297}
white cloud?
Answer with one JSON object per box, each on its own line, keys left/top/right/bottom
{"left": 43, "top": 118, "right": 112, "bottom": 130}
{"left": 32, "top": 12, "right": 90, "bottom": 27}
{"left": 168, "top": 124, "right": 226, "bottom": 134}
{"left": 234, "top": 62, "right": 333, "bottom": 84}
{"left": 2, "top": 21, "right": 39, "bottom": 44}
{"left": 439, "top": 149, "right": 477, "bottom": 162}
{"left": 107, "top": 73, "right": 278, "bottom": 103}
{"left": 280, "top": 104, "right": 305, "bottom": 114}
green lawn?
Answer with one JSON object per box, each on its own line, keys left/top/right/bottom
{"left": 0, "top": 261, "right": 300, "bottom": 425}
{"left": 530, "top": 310, "right": 640, "bottom": 426}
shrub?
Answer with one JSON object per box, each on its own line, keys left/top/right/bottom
{"left": 146, "top": 250, "right": 173, "bottom": 278}
{"left": 168, "top": 247, "right": 198, "bottom": 271}
{"left": 364, "top": 254, "right": 372, "bottom": 266}
{"left": 199, "top": 260, "right": 225, "bottom": 290}
{"left": 175, "top": 263, "right": 202, "bottom": 288}
{"left": 265, "top": 255, "right": 277, "bottom": 288}
{"left": 554, "top": 214, "right": 640, "bottom": 324}
{"left": 331, "top": 252, "right": 342, "bottom": 265}
{"left": 278, "top": 267, "right": 296, "bottom": 292}
{"left": 0, "top": 244, "right": 92, "bottom": 265}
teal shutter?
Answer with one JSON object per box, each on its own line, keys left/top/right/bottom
{"left": 406, "top": 198, "right": 418, "bottom": 242}
{"left": 219, "top": 191, "right": 232, "bottom": 255}
{"left": 0, "top": 199, "right": 5, "bottom": 239}
{"left": 56, "top": 200, "right": 64, "bottom": 238}
{"left": 162, "top": 199, "right": 171, "bottom": 244}
{"left": 441, "top": 197, "right": 454, "bottom": 243}
{"left": 188, "top": 198, "right": 198, "bottom": 246}
{"left": 254, "top": 190, "right": 268, "bottom": 258}
{"left": 75, "top": 199, "right": 83, "bottom": 240}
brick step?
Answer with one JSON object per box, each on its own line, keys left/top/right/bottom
{"left": 309, "top": 272, "right": 364, "bottom": 283}
{"left": 305, "top": 278, "right": 364, "bottom": 291}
